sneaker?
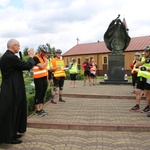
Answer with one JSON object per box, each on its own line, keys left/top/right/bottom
{"left": 35, "top": 111, "right": 45, "bottom": 117}
{"left": 40, "top": 109, "right": 48, "bottom": 115}
{"left": 130, "top": 105, "right": 140, "bottom": 112}
{"left": 59, "top": 98, "right": 66, "bottom": 102}
{"left": 74, "top": 85, "right": 76, "bottom": 88}
{"left": 50, "top": 100, "right": 57, "bottom": 104}
{"left": 141, "top": 106, "right": 150, "bottom": 113}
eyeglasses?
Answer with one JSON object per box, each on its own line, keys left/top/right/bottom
{"left": 14, "top": 44, "right": 20, "bottom": 47}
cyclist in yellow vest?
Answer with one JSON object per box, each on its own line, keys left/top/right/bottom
{"left": 50, "top": 49, "right": 66, "bottom": 104}
{"left": 33, "top": 45, "right": 48, "bottom": 116}
{"left": 69, "top": 58, "right": 78, "bottom": 87}
{"left": 130, "top": 45, "right": 150, "bottom": 114}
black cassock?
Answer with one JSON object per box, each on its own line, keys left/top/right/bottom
{"left": 0, "top": 50, "right": 35, "bottom": 143}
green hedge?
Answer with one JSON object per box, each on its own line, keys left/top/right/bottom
{"left": 65, "top": 70, "right": 84, "bottom": 80}
{"left": 26, "top": 87, "right": 51, "bottom": 115}
{"left": 24, "top": 74, "right": 52, "bottom": 115}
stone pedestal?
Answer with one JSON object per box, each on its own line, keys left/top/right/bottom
{"left": 101, "top": 54, "right": 129, "bottom": 84}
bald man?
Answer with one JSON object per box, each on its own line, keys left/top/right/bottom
{"left": 0, "top": 39, "right": 35, "bottom": 144}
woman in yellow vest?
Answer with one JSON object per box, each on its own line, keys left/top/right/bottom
{"left": 69, "top": 58, "right": 78, "bottom": 87}
{"left": 130, "top": 45, "right": 150, "bottom": 115}
{"left": 50, "top": 49, "right": 66, "bottom": 104}
{"left": 33, "top": 45, "right": 48, "bottom": 116}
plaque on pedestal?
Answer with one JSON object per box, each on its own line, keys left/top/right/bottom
{"left": 103, "top": 54, "right": 128, "bottom": 84}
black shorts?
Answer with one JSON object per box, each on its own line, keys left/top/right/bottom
{"left": 136, "top": 77, "right": 150, "bottom": 90}
{"left": 34, "top": 77, "right": 48, "bottom": 104}
{"left": 53, "top": 77, "right": 65, "bottom": 89}
{"left": 84, "top": 71, "right": 91, "bottom": 77}
{"left": 90, "top": 73, "right": 96, "bottom": 78}
{"left": 131, "top": 74, "right": 137, "bottom": 86}
{"left": 70, "top": 73, "right": 77, "bottom": 80}
{"left": 48, "top": 70, "right": 53, "bottom": 80}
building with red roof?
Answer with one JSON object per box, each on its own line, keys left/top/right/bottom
{"left": 62, "top": 35, "right": 150, "bottom": 76}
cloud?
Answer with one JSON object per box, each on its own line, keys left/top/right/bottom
{"left": 0, "top": 0, "right": 10, "bottom": 7}
{"left": 0, "top": 0, "right": 150, "bottom": 54}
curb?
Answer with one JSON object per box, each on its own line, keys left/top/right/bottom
{"left": 27, "top": 121, "right": 150, "bottom": 132}
{"left": 63, "top": 93, "right": 146, "bottom": 100}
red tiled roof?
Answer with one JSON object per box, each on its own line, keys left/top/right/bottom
{"left": 126, "top": 35, "right": 150, "bottom": 51}
{"left": 63, "top": 35, "right": 150, "bottom": 56}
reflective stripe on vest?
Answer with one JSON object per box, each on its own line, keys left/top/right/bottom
{"left": 137, "top": 61, "right": 150, "bottom": 79}
{"left": 138, "top": 70, "right": 150, "bottom": 79}
{"left": 52, "top": 59, "right": 66, "bottom": 77}
{"left": 33, "top": 55, "right": 48, "bottom": 79}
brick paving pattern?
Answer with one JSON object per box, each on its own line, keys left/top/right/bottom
{"left": 0, "top": 80, "right": 150, "bottom": 150}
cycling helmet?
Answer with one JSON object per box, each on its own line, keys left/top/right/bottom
{"left": 55, "top": 49, "right": 62, "bottom": 54}
{"left": 145, "top": 45, "right": 150, "bottom": 51}
{"left": 39, "top": 45, "right": 48, "bottom": 53}
{"left": 134, "top": 52, "right": 140, "bottom": 56}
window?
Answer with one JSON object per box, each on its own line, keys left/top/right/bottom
{"left": 104, "top": 56, "right": 107, "bottom": 64}
{"left": 78, "top": 58, "right": 80, "bottom": 64}
{"left": 77, "top": 58, "right": 81, "bottom": 70}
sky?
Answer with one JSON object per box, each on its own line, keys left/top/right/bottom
{"left": 0, "top": 0, "right": 150, "bottom": 54}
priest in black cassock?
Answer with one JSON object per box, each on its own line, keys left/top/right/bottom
{"left": 0, "top": 39, "right": 35, "bottom": 144}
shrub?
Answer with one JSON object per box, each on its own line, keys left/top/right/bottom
{"left": 65, "top": 70, "right": 84, "bottom": 80}
{"left": 25, "top": 76, "right": 52, "bottom": 115}
{"left": 27, "top": 94, "right": 35, "bottom": 115}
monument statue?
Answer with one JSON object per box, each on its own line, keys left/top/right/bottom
{"left": 104, "top": 15, "right": 131, "bottom": 55}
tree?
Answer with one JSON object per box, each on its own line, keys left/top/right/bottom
{"left": 23, "top": 47, "right": 29, "bottom": 56}
{"left": 46, "top": 43, "right": 56, "bottom": 54}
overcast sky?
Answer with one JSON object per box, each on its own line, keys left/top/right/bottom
{"left": 0, "top": 0, "right": 150, "bottom": 54}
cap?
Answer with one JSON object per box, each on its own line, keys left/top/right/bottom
{"left": 144, "top": 45, "right": 150, "bottom": 51}
{"left": 134, "top": 52, "right": 140, "bottom": 56}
